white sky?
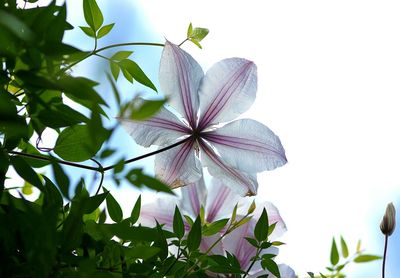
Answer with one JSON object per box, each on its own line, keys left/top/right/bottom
{"left": 7, "top": 0, "right": 400, "bottom": 276}
{"left": 135, "top": 0, "right": 400, "bottom": 276}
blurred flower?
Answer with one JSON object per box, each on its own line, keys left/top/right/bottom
{"left": 119, "top": 41, "right": 286, "bottom": 196}
{"left": 140, "top": 177, "right": 294, "bottom": 277}
{"left": 380, "top": 202, "right": 396, "bottom": 236}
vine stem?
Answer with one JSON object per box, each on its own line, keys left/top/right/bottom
{"left": 59, "top": 42, "right": 164, "bottom": 74}
{"left": 8, "top": 136, "right": 191, "bottom": 173}
{"left": 243, "top": 246, "right": 262, "bottom": 278}
{"left": 382, "top": 234, "right": 388, "bottom": 278}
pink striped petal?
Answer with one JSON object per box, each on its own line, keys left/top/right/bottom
{"left": 203, "top": 119, "right": 287, "bottom": 173}
{"left": 255, "top": 201, "right": 287, "bottom": 240}
{"left": 118, "top": 106, "right": 190, "bottom": 147}
{"left": 205, "top": 178, "right": 241, "bottom": 223}
{"left": 180, "top": 177, "right": 207, "bottom": 218}
{"left": 155, "top": 139, "right": 202, "bottom": 188}
{"left": 139, "top": 197, "right": 177, "bottom": 229}
{"left": 198, "top": 58, "right": 257, "bottom": 129}
{"left": 200, "top": 234, "right": 224, "bottom": 255}
{"left": 159, "top": 41, "right": 203, "bottom": 128}
{"left": 199, "top": 139, "right": 258, "bottom": 196}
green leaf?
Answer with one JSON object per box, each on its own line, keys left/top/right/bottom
{"left": 340, "top": 235, "right": 349, "bottom": 258}
{"left": 10, "top": 156, "right": 44, "bottom": 191}
{"left": 119, "top": 59, "right": 157, "bottom": 92}
{"left": 173, "top": 206, "right": 185, "bottom": 239}
{"left": 187, "top": 215, "right": 201, "bottom": 252}
{"left": 203, "top": 218, "right": 229, "bottom": 236}
{"left": 0, "top": 10, "right": 35, "bottom": 42}
{"left": 79, "top": 26, "right": 96, "bottom": 37}
{"left": 84, "top": 192, "right": 109, "bottom": 214}
{"left": 126, "top": 169, "right": 174, "bottom": 194}
{"left": 106, "top": 191, "right": 123, "bottom": 223}
{"left": 245, "top": 237, "right": 259, "bottom": 248}
{"left": 109, "top": 61, "right": 120, "bottom": 80}
{"left": 52, "top": 163, "right": 70, "bottom": 199}
{"left": 353, "top": 254, "right": 382, "bottom": 263}
{"left": 190, "top": 27, "right": 209, "bottom": 41}
{"left": 125, "top": 98, "right": 166, "bottom": 121}
{"left": 83, "top": 0, "right": 104, "bottom": 31}
{"left": 254, "top": 208, "right": 269, "bottom": 242}
{"left": 123, "top": 246, "right": 160, "bottom": 260}
{"left": 155, "top": 221, "right": 168, "bottom": 259}
{"left": 261, "top": 258, "right": 281, "bottom": 278}
{"left": 111, "top": 51, "right": 133, "bottom": 61}
{"left": 54, "top": 125, "right": 105, "bottom": 162}
{"left": 187, "top": 22, "right": 193, "bottom": 37}
{"left": 130, "top": 195, "right": 141, "bottom": 224}
{"left": 97, "top": 23, "right": 114, "bottom": 39}
{"left": 330, "top": 238, "right": 339, "bottom": 266}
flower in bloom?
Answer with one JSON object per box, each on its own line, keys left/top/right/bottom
{"left": 140, "top": 178, "right": 295, "bottom": 277}
{"left": 119, "top": 41, "right": 287, "bottom": 196}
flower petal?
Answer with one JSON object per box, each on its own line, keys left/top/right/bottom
{"left": 199, "top": 139, "right": 258, "bottom": 196}
{"left": 203, "top": 119, "right": 287, "bottom": 173}
{"left": 155, "top": 139, "right": 202, "bottom": 188}
{"left": 205, "top": 178, "right": 241, "bottom": 222}
{"left": 200, "top": 234, "right": 224, "bottom": 255}
{"left": 159, "top": 41, "right": 203, "bottom": 128}
{"left": 198, "top": 58, "right": 257, "bottom": 129}
{"left": 180, "top": 177, "right": 207, "bottom": 217}
{"left": 248, "top": 264, "right": 295, "bottom": 278}
{"left": 118, "top": 106, "right": 190, "bottom": 147}
{"left": 139, "top": 196, "right": 177, "bottom": 229}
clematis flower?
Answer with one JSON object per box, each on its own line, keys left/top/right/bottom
{"left": 119, "top": 41, "right": 287, "bottom": 196}
{"left": 139, "top": 177, "right": 294, "bottom": 277}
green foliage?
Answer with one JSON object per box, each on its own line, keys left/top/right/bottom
{"left": 186, "top": 23, "right": 209, "bottom": 49}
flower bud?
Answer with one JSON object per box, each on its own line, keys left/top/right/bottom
{"left": 380, "top": 202, "right": 396, "bottom": 236}
{"left": 247, "top": 200, "right": 256, "bottom": 214}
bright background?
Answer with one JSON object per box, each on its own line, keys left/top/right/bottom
{"left": 15, "top": 0, "right": 400, "bottom": 277}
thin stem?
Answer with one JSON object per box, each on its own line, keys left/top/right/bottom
{"left": 8, "top": 136, "right": 191, "bottom": 173}
{"left": 102, "top": 136, "right": 191, "bottom": 171}
{"left": 243, "top": 246, "right": 261, "bottom": 278}
{"left": 382, "top": 234, "right": 388, "bottom": 278}
{"left": 59, "top": 42, "right": 164, "bottom": 74}
{"left": 91, "top": 158, "right": 105, "bottom": 195}
{"left": 178, "top": 38, "right": 188, "bottom": 47}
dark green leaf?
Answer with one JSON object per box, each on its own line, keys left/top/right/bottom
{"left": 203, "top": 218, "right": 229, "bottom": 236}
{"left": 340, "top": 235, "right": 349, "bottom": 258}
{"left": 83, "top": 0, "right": 104, "bottom": 31}
{"left": 119, "top": 59, "right": 157, "bottom": 92}
{"left": 10, "top": 156, "right": 44, "bottom": 191}
{"left": 106, "top": 191, "right": 123, "bottom": 222}
{"left": 173, "top": 206, "right": 184, "bottom": 239}
{"left": 97, "top": 23, "right": 114, "bottom": 39}
{"left": 79, "top": 26, "right": 96, "bottom": 37}
{"left": 84, "top": 192, "right": 108, "bottom": 214}
{"left": 52, "top": 163, "right": 70, "bottom": 199}
{"left": 123, "top": 246, "right": 160, "bottom": 260}
{"left": 130, "top": 195, "right": 141, "bottom": 224}
{"left": 261, "top": 258, "right": 280, "bottom": 278}
{"left": 245, "top": 237, "right": 259, "bottom": 248}
{"left": 254, "top": 208, "right": 269, "bottom": 242}
{"left": 330, "top": 238, "right": 339, "bottom": 266}
{"left": 187, "top": 216, "right": 201, "bottom": 252}
{"left": 0, "top": 10, "right": 35, "bottom": 42}
{"left": 353, "top": 254, "right": 382, "bottom": 263}
{"left": 155, "top": 221, "right": 168, "bottom": 259}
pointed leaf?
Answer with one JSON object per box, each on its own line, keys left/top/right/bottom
{"left": 261, "top": 258, "right": 281, "bottom": 278}
{"left": 130, "top": 195, "right": 141, "bottom": 224}
{"left": 173, "top": 206, "right": 185, "bottom": 239}
{"left": 187, "top": 215, "right": 201, "bottom": 252}
{"left": 10, "top": 156, "right": 44, "bottom": 191}
{"left": 203, "top": 218, "right": 229, "bottom": 236}
{"left": 254, "top": 208, "right": 269, "bottom": 242}
{"left": 52, "top": 163, "right": 70, "bottom": 199}
{"left": 111, "top": 51, "right": 133, "bottom": 61}
{"left": 97, "top": 23, "right": 114, "bottom": 39}
{"left": 79, "top": 26, "right": 95, "bottom": 37}
{"left": 354, "top": 254, "right": 382, "bottom": 263}
{"left": 340, "top": 235, "right": 349, "bottom": 258}
{"left": 330, "top": 238, "right": 339, "bottom": 266}
{"left": 119, "top": 59, "right": 157, "bottom": 92}
{"left": 83, "top": 0, "right": 103, "bottom": 31}
{"left": 106, "top": 191, "right": 123, "bottom": 222}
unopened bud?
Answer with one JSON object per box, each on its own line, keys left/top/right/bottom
{"left": 380, "top": 202, "right": 396, "bottom": 236}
